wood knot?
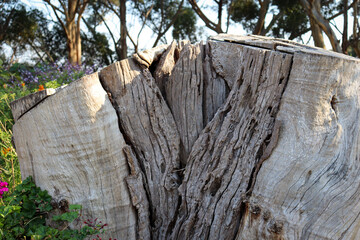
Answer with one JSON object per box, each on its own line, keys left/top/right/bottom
{"left": 262, "top": 210, "right": 271, "bottom": 221}
{"left": 250, "top": 204, "right": 261, "bottom": 215}
{"left": 268, "top": 219, "right": 284, "bottom": 234}
{"left": 51, "top": 199, "right": 70, "bottom": 213}
{"left": 164, "top": 173, "right": 180, "bottom": 190}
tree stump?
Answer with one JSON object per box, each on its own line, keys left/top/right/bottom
{"left": 11, "top": 34, "right": 360, "bottom": 240}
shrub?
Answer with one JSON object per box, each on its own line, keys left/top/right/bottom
{"left": 0, "top": 176, "right": 108, "bottom": 240}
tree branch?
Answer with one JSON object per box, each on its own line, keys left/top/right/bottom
{"left": 96, "top": 8, "right": 120, "bottom": 58}
{"left": 58, "top": 0, "right": 68, "bottom": 17}
{"left": 300, "top": 0, "right": 342, "bottom": 52}
{"left": 137, "top": 5, "right": 153, "bottom": 51}
{"left": 0, "top": 7, "right": 15, "bottom": 42}
{"left": 43, "top": 0, "right": 70, "bottom": 39}
{"left": 218, "top": 0, "right": 223, "bottom": 28}
{"left": 253, "top": 0, "right": 270, "bottom": 35}
{"left": 152, "top": 0, "right": 184, "bottom": 47}
{"left": 43, "top": 0, "right": 65, "bottom": 15}
{"left": 188, "top": 0, "right": 223, "bottom": 33}
{"left": 342, "top": 0, "right": 348, "bottom": 53}
{"left": 261, "top": 8, "right": 284, "bottom": 35}
{"left": 226, "top": 0, "right": 234, "bottom": 33}
{"left": 290, "top": 0, "right": 357, "bottom": 40}
{"left": 104, "top": 0, "right": 121, "bottom": 19}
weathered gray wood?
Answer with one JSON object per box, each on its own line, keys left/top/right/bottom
{"left": 170, "top": 46, "right": 293, "bottom": 240}
{"left": 133, "top": 44, "right": 169, "bottom": 68}
{"left": 11, "top": 34, "right": 360, "bottom": 240}
{"left": 153, "top": 41, "right": 178, "bottom": 95}
{"left": 12, "top": 73, "right": 137, "bottom": 239}
{"left": 238, "top": 51, "right": 360, "bottom": 240}
{"left": 99, "top": 58, "right": 181, "bottom": 240}
{"left": 10, "top": 88, "right": 57, "bottom": 121}
{"left": 165, "top": 42, "right": 229, "bottom": 161}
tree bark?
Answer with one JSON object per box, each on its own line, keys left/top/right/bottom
{"left": 253, "top": 0, "right": 270, "bottom": 35}
{"left": 342, "top": 0, "right": 348, "bottom": 53}
{"left": 11, "top": 34, "right": 360, "bottom": 239}
{"left": 309, "top": 0, "right": 325, "bottom": 48}
{"left": 119, "top": 0, "right": 127, "bottom": 59}
{"left": 352, "top": 0, "right": 360, "bottom": 56}
{"left": 188, "top": 0, "right": 223, "bottom": 33}
{"left": 43, "top": 0, "right": 88, "bottom": 65}
{"left": 300, "top": 0, "right": 342, "bottom": 52}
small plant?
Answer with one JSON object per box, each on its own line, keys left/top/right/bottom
{"left": 0, "top": 176, "right": 108, "bottom": 239}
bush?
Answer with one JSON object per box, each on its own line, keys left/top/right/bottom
{"left": 0, "top": 176, "right": 108, "bottom": 240}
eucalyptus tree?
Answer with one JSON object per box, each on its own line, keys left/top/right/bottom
{"left": 131, "top": 0, "right": 198, "bottom": 47}
{"left": 43, "top": 0, "right": 90, "bottom": 65}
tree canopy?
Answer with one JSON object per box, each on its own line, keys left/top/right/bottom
{"left": 1, "top": 0, "right": 359, "bottom": 66}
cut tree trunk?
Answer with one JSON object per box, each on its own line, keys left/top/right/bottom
{"left": 11, "top": 34, "right": 360, "bottom": 240}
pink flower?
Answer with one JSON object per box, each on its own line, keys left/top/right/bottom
{"left": 0, "top": 182, "right": 8, "bottom": 187}
{"left": 0, "top": 181, "right": 9, "bottom": 198}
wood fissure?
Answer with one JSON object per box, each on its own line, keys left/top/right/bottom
{"left": 10, "top": 88, "right": 58, "bottom": 121}
{"left": 98, "top": 72, "right": 153, "bottom": 240}
{"left": 99, "top": 58, "right": 181, "bottom": 240}
{"left": 168, "top": 45, "right": 293, "bottom": 239}
{"left": 11, "top": 35, "right": 360, "bottom": 240}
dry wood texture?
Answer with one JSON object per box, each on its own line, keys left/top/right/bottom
{"left": 12, "top": 73, "right": 137, "bottom": 239}
{"left": 99, "top": 58, "right": 181, "bottom": 240}
{"left": 11, "top": 35, "right": 360, "bottom": 240}
{"left": 165, "top": 41, "right": 229, "bottom": 161}
{"left": 170, "top": 43, "right": 293, "bottom": 240}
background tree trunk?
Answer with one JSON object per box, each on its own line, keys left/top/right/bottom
{"left": 300, "top": 0, "right": 342, "bottom": 52}
{"left": 309, "top": 0, "right": 325, "bottom": 48}
{"left": 119, "top": 0, "right": 127, "bottom": 60}
{"left": 253, "top": 0, "right": 270, "bottom": 35}
{"left": 44, "top": 0, "right": 88, "bottom": 65}
{"left": 11, "top": 35, "right": 360, "bottom": 239}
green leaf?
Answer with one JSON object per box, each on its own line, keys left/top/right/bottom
{"left": 53, "top": 211, "right": 79, "bottom": 223}
{"left": 0, "top": 205, "right": 21, "bottom": 217}
{"left": 69, "top": 204, "right": 82, "bottom": 210}
{"left": 12, "top": 226, "right": 25, "bottom": 236}
{"left": 22, "top": 198, "right": 36, "bottom": 218}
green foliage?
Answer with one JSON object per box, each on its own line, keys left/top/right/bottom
{"left": 0, "top": 60, "right": 105, "bottom": 239}
{"left": 0, "top": 60, "right": 25, "bottom": 192}
{"left": 82, "top": 31, "right": 114, "bottom": 67}
{"left": 132, "top": 0, "right": 198, "bottom": 45}
{"left": 0, "top": 1, "right": 53, "bottom": 64}
{"left": 271, "top": 2, "right": 308, "bottom": 40}
{"left": 172, "top": 7, "right": 198, "bottom": 42}
{"left": 0, "top": 176, "right": 107, "bottom": 240}
{"left": 229, "top": 0, "right": 259, "bottom": 31}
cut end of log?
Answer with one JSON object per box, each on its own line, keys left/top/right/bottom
{"left": 211, "top": 34, "right": 360, "bottom": 61}
{"left": 10, "top": 88, "right": 57, "bottom": 121}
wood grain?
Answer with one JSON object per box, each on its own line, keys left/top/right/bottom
{"left": 11, "top": 35, "right": 360, "bottom": 240}
{"left": 165, "top": 42, "right": 229, "bottom": 161}
{"left": 170, "top": 44, "right": 293, "bottom": 240}
{"left": 12, "top": 73, "right": 137, "bottom": 239}
{"left": 99, "top": 58, "right": 181, "bottom": 240}
{"left": 238, "top": 51, "right": 360, "bottom": 240}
